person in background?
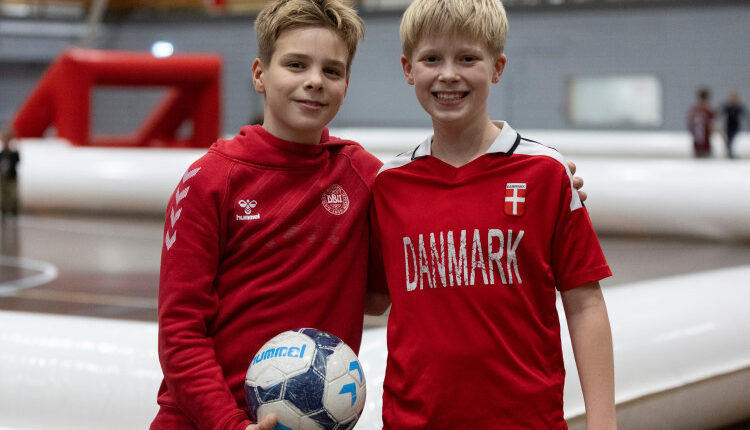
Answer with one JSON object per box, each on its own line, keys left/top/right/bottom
{"left": 721, "top": 91, "right": 746, "bottom": 159}
{"left": 0, "top": 127, "right": 21, "bottom": 223}
{"left": 687, "top": 87, "right": 716, "bottom": 158}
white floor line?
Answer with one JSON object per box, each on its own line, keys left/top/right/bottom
{"left": 13, "top": 289, "right": 158, "bottom": 309}
{"left": 0, "top": 255, "right": 59, "bottom": 295}
{"left": 16, "top": 215, "right": 162, "bottom": 239}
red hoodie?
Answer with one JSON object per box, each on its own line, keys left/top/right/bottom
{"left": 152, "top": 125, "right": 382, "bottom": 430}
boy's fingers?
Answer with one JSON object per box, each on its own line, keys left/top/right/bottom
{"left": 245, "top": 414, "right": 277, "bottom": 430}
{"left": 259, "top": 414, "right": 278, "bottom": 429}
{"left": 572, "top": 176, "right": 584, "bottom": 190}
{"left": 568, "top": 160, "right": 586, "bottom": 202}
{"left": 567, "top": 160, "right": 577, "bottom": 175}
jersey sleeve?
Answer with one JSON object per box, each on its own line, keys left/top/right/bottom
{"left": 157, "top": 156, "right": 251, "bottom": 430}
{"left": 551, "top": 165, "right": 612, "bottom": 291}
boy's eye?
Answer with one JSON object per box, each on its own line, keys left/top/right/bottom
{"left": 324, "top": 68, "right": 344, "bottom": 77}
{"left": 418, "top": 54, "right": 439, "bottom": 63}
{"left": 287, "top": 62, "right": 305, "bottom": 69}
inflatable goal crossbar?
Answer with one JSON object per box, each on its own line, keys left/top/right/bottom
{"left": 12, "top": 47, "right": 222, "bottom": 148}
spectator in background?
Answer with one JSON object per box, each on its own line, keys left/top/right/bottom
{"left": 687, "top": 87, "right": 715, "bottom": 158}
{"left": 0, "top": 127, "right": 21, "bottom": 223}
{"left": 721, "top": 91, "right": 746, "bottom": 159}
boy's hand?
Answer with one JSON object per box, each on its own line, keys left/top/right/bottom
{"left": 246, "top": 414, "right": 277, "bottom": 430}
{"left": 365, "top": 292, "right": 391, "bottom": 316}
{"left": 567, "top": 161, "right": 587, "bottom": 203}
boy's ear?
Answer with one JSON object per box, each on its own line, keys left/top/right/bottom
{"left": 251, "top": 58, "right": 265, "bottom": 94}
{"left": 401, "top": 55, "right": 415, "bottom": 86}
{"left": 492, "top": 54, "right": 507, "bottom": 84}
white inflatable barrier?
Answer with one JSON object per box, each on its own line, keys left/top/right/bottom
{"left": 562, "top": 266, "right": 750, "bottom": 429}
{"left": 333, "top": 128, "right": 750, "bottom": 160}
{"left": 573, "top": 157, "right": 750, "bottom": 240}
{"left": 17, "top": 139, "right": 204, "bottom": 215}
{"left": 1, "top": 266, "right": 749, "bottom": 429}
{"left": 15, "top": 132, "right": 750, "bottom": 240}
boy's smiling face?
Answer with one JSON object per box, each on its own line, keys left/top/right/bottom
{"left": 253, "top": 27, "right": 350, "bottom": 144}
{"left": 402, "top": 33, "right": 505, "bottom": 129}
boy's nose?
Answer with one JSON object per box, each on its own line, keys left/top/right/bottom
{"left": 437, "top": 64, "right": 459, "bottom": 82}
{"left": 304, "top": 71, "right": 324, "bottom": 90}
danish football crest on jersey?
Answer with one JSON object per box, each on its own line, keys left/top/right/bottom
{"left": 505, "top": 183, "right": 526, "bottom": 216}
{"left": 321, "top": 184, "right": 349, "bottom": 215}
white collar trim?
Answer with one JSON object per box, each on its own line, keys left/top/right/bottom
{"left": 412, "top": 121, "right": 519, "bottom": 159}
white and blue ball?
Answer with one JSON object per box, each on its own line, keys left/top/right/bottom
{"left": 245, "top": 328, "right": 366, "bottom": 430}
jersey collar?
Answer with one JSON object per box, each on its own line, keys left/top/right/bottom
{"left": 487, "top": 121, "right": 521, "bottom": 155}
{"left": 411, "top": 121, "right": 520, "bottom": 160}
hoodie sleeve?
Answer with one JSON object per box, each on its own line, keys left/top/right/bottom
{"left": 157, "top": 153, "right": 251, "bottom": 430}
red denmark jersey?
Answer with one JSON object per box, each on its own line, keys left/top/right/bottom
{"left": 153, "top": 125, "right": 382, "bottom": 430}
{"left": 370, "top": 122, "right": 611, "bottom": 429}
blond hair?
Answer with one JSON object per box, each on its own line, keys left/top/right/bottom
{"left": 255, "top": 0, "right": 365, "bottom": 73}
{"left": 400, "top": 0, "right": 508, "bottom": 59}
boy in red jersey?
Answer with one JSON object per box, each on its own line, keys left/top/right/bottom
{"left": 367, "top": 0, "right": 616, "bottom": 429}
{"left": 150, "top": 1, "right": 379, "bottom": 429}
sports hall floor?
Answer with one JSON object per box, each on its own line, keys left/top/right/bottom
{"left": 1, "top": 213, "right": 750, "bottom": 429}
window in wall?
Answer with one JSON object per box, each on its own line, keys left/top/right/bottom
{"left": 567, "top": 74, "right": 663, "bottom": 128}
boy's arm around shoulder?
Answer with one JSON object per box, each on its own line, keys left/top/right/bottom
{"left": 561, "top": 282, "right": 617, "bottom": 430}
{"left": 157, "top": 155, "right": 252, "bottom": 430}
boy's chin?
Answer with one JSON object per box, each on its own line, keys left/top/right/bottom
{"left": 430, "top": 112, "right": 471, "bottom": 125}
{"left": 288, "top": 121, "right": 330, "bottom": 141}
{"left": 294, "top": 119, "right": 329, "bottom": 133}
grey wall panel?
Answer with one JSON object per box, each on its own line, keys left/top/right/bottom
{"left": 503, "top": 5, "right": 750, "bottom": 130}
{"left": 0, "top": 62, "right": 49, "bottom": 125}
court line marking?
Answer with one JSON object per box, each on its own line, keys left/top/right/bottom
{"left": 12, "top": 288, "right": 158, "bottom": 309}
{"left": 17, "top": 215, "right": 161, "bottom": 239}
{"left": 0, "top": 255, "right": 157, "bottom": 308}
{"left": 0, "top": 255, "right": 59, "bottom": 296}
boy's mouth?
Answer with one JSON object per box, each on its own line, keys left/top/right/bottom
{"left": 295, "top": 99, "right": 327, "bottom": 109}
{"left": 433, "top": 91, "right": 468, "bottom": 101}
{"left": 295, "top": 100, "right": 328, "bottom": 112}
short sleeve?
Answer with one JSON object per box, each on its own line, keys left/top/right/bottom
{"left": 550, "top": 168, "right": 612, "bottom": 291}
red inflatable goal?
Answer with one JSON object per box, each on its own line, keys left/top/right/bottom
{"left": 12, "top": 47, "right": 222, "bottom": 148}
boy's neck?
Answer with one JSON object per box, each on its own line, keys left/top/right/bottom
{"left": 261, "top": 123, "right": 324, "bottom": 145}
{"left": 430, "top": 117, "right": 501, "bottom": 168}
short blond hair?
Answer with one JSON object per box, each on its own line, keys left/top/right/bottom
{"left": 400, "top": 0, "right": 508, "bottom": 59}
{"left": 255, "top": 0, "right": 365, "bottom": 73}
